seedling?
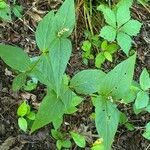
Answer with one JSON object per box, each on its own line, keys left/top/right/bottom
{"left": 98, "top": 0, "right": 142, "bottom": 55}
{"left": 133, "top": 68, "right": 150, "bottom": 113}
{"left": 95, "top": 40, "right": 119, "bottom": 68}
{"left": 51, "top": 130, "right": 72, "bottom": 150}
{"left": 70, "top": 54, "right": 137, "bottom": 150}
{"left": 0, "top": 0, "right": 82, "bottom": 134}
{"left": 17, "top": 101, "right": 36, "bottom": 132}
{"left": 70, "top": 131, "right": 86, "bottom": 148}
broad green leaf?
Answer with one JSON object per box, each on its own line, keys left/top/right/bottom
{"left": 54, "top": 0, "right": 75, "bottom": 38}
{"left": 120, "top": 19, "right": 142, "bottom": 36}
{"left": 121, "top": 84, "right": 139, "bottom": 104}
{"left": 17, "top": 101, "right": 29, "bottom": 117}
{"left": 35, "top": 11, "right": 56, "bottom": 51}
{"left": 12, "top": 73, "right": 27, "bottom": 91}
{"left": 93, "top": 96, "right": 120, "bottom": 150}
{"left": 65, "top": 95, "right": 82, "bottom": 114}
{"left": 98, "top": 54, "right": 136, "bottom": 100}
{"left": 116, "top": 0, "right": 133, "bottom": 27}
{"left": 135, "top": 91, "right": 149, "bottom": 109}
{"left": 117, "top": 32, "right": 132, "bottom": 55}
{"left": 140, "top": 68, "right": 150, "bottom": 91}
{"left": 97, "top": 5, "right": 116, "bottom": 28}
{"left": 31, "top": 38, "right": 72, "bottom": 95}
{"left": 70, "top": 70, "right": 106, "bottom": 95}
{"left": 0, "top": 5, "right": 11, "bottom": 21}
{"left": 0, "top": 44, "right": 30, "bottom": 72}
{"left": 30, "top": 55, "right": 55, "bottom": 89}
{"left": 23, "top": 80, "right": 37, "bottom": 91}
{"left": 18, "top": 117, "right": 27, "bottom": 132}
{"left": 70, "top": 132, "right": 86, "bottom": 148}
{"left": 100, "top": 26, "right": 116, "bottom": 42}
{"left": 31, "top": 86, "right": 81, "bottom": 133}
{"left": 104, "top": 52, "right": 112, "bottom": 62}
{"left": 95, "top": 53, "right": 105, "bottom": 68}
{"left": 31, "top": 90, "right": 64, "bottom": 133}
{"left": 48, "top": 38, "right": 72, "bottom": 96}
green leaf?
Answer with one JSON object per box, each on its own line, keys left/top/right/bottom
{"left": 48, "top": 38, "right": 72, "bottom": 96}
{"left": 56, "top": 140, "right": 62, "bottom": 150}
{"left": 17, "top": 101, "right": 29, "bottom": 117}
{"left": 97, "top": 5, "right": 116, "bottom": 28}
{"left": 117, "top": 32, "right": 132, "bottom": 55}
{"left": 18, "top": 117, "right": 27, "bottom": 132}
{"left": 125, "top": 123, "right": 135, "bottom": 131}
{"left": 65, "top": 95, "right": 82, "bottom": 114}
{"left": 116, "top": 0, "right": 133, "bottom": 27}
{"left": 107, "top": 43, "right": 119, "bottom": 54}
{"left": 0, "top": 44, "right": 30, "bottom": 72}
{"left": 143, "top": 122, "right": 150, "bottom": 140}
{"left": 51, "top": 129, "right": 63, "bottom": 140}
{"left": 100, "top": 26, "right": 116, "bottom": 42}
{"left": 70, "top": 132, "right": 86, "bottom": 148}
{"left": 31, "top": 86, "right": 81, "bottom": 133}
{"left": 54, "top": 0, "right": 75, "bottom": 38}
{"left": 143, "top": 131, "right": 150, "bottom": 140}
{"left": 12, "top": 5, "right": 23, "bottom": 18}
{"left": 82, "top": 40, "right": 91, "bottom": 52}
{"left": 120, "top": 19, "right": 142, "bottom": 36}
{"left": 12, "top": 73, "right": 27, "bottom": 91}
{"left": 62, "top": 140, "right": 72, "bottom": 148}
{"left": 35, "top": 11, "right": 56, "bottom": 51}
{"left": 31, "top": 90, "right": 64, "bottom": 133}
{"left": 0, "top": 1, "right": 7, "bottom": 9}
{"left": 98, "top": 54, "right": 136, "bottom": 100}
{"left": 26, "top": 111, "right": 36, "bottom": 120}
{"left": 0, "top": 5, "right": 11, "bottom": 21}
{"left": 140, "top": 68, "right": 150, "bottom": 91}
{"left": 24, "top": 80, "right": 37, "bottom": 91}
{"left": 104, "top": 52, "right": 112, "bottom": 62}
{"left": 101, "top": 40, "right": 108, "bottom": 51}
{"left": 93, "top": 96, "right": 120, "bottom": 150}
{"left": 95, "top": 53, "right": 106, "bottom": 68}
{"left": 145, "top": 105, "right": 150, "bottom": 113}
{"left": 70, "top": 70, "right": 106, "bottom": 95}
{"left": 119, "top": 112, "right": 128, "bottom": 124}
{"left": 135, "top": 91, "right": 149, "bottom": 109}
{"left": 32, "top": 38, "right": 72, "bottom": 95}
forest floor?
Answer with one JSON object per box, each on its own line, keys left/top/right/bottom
{"left": 0, "top": 0, "right": 150, "bottom": 150}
